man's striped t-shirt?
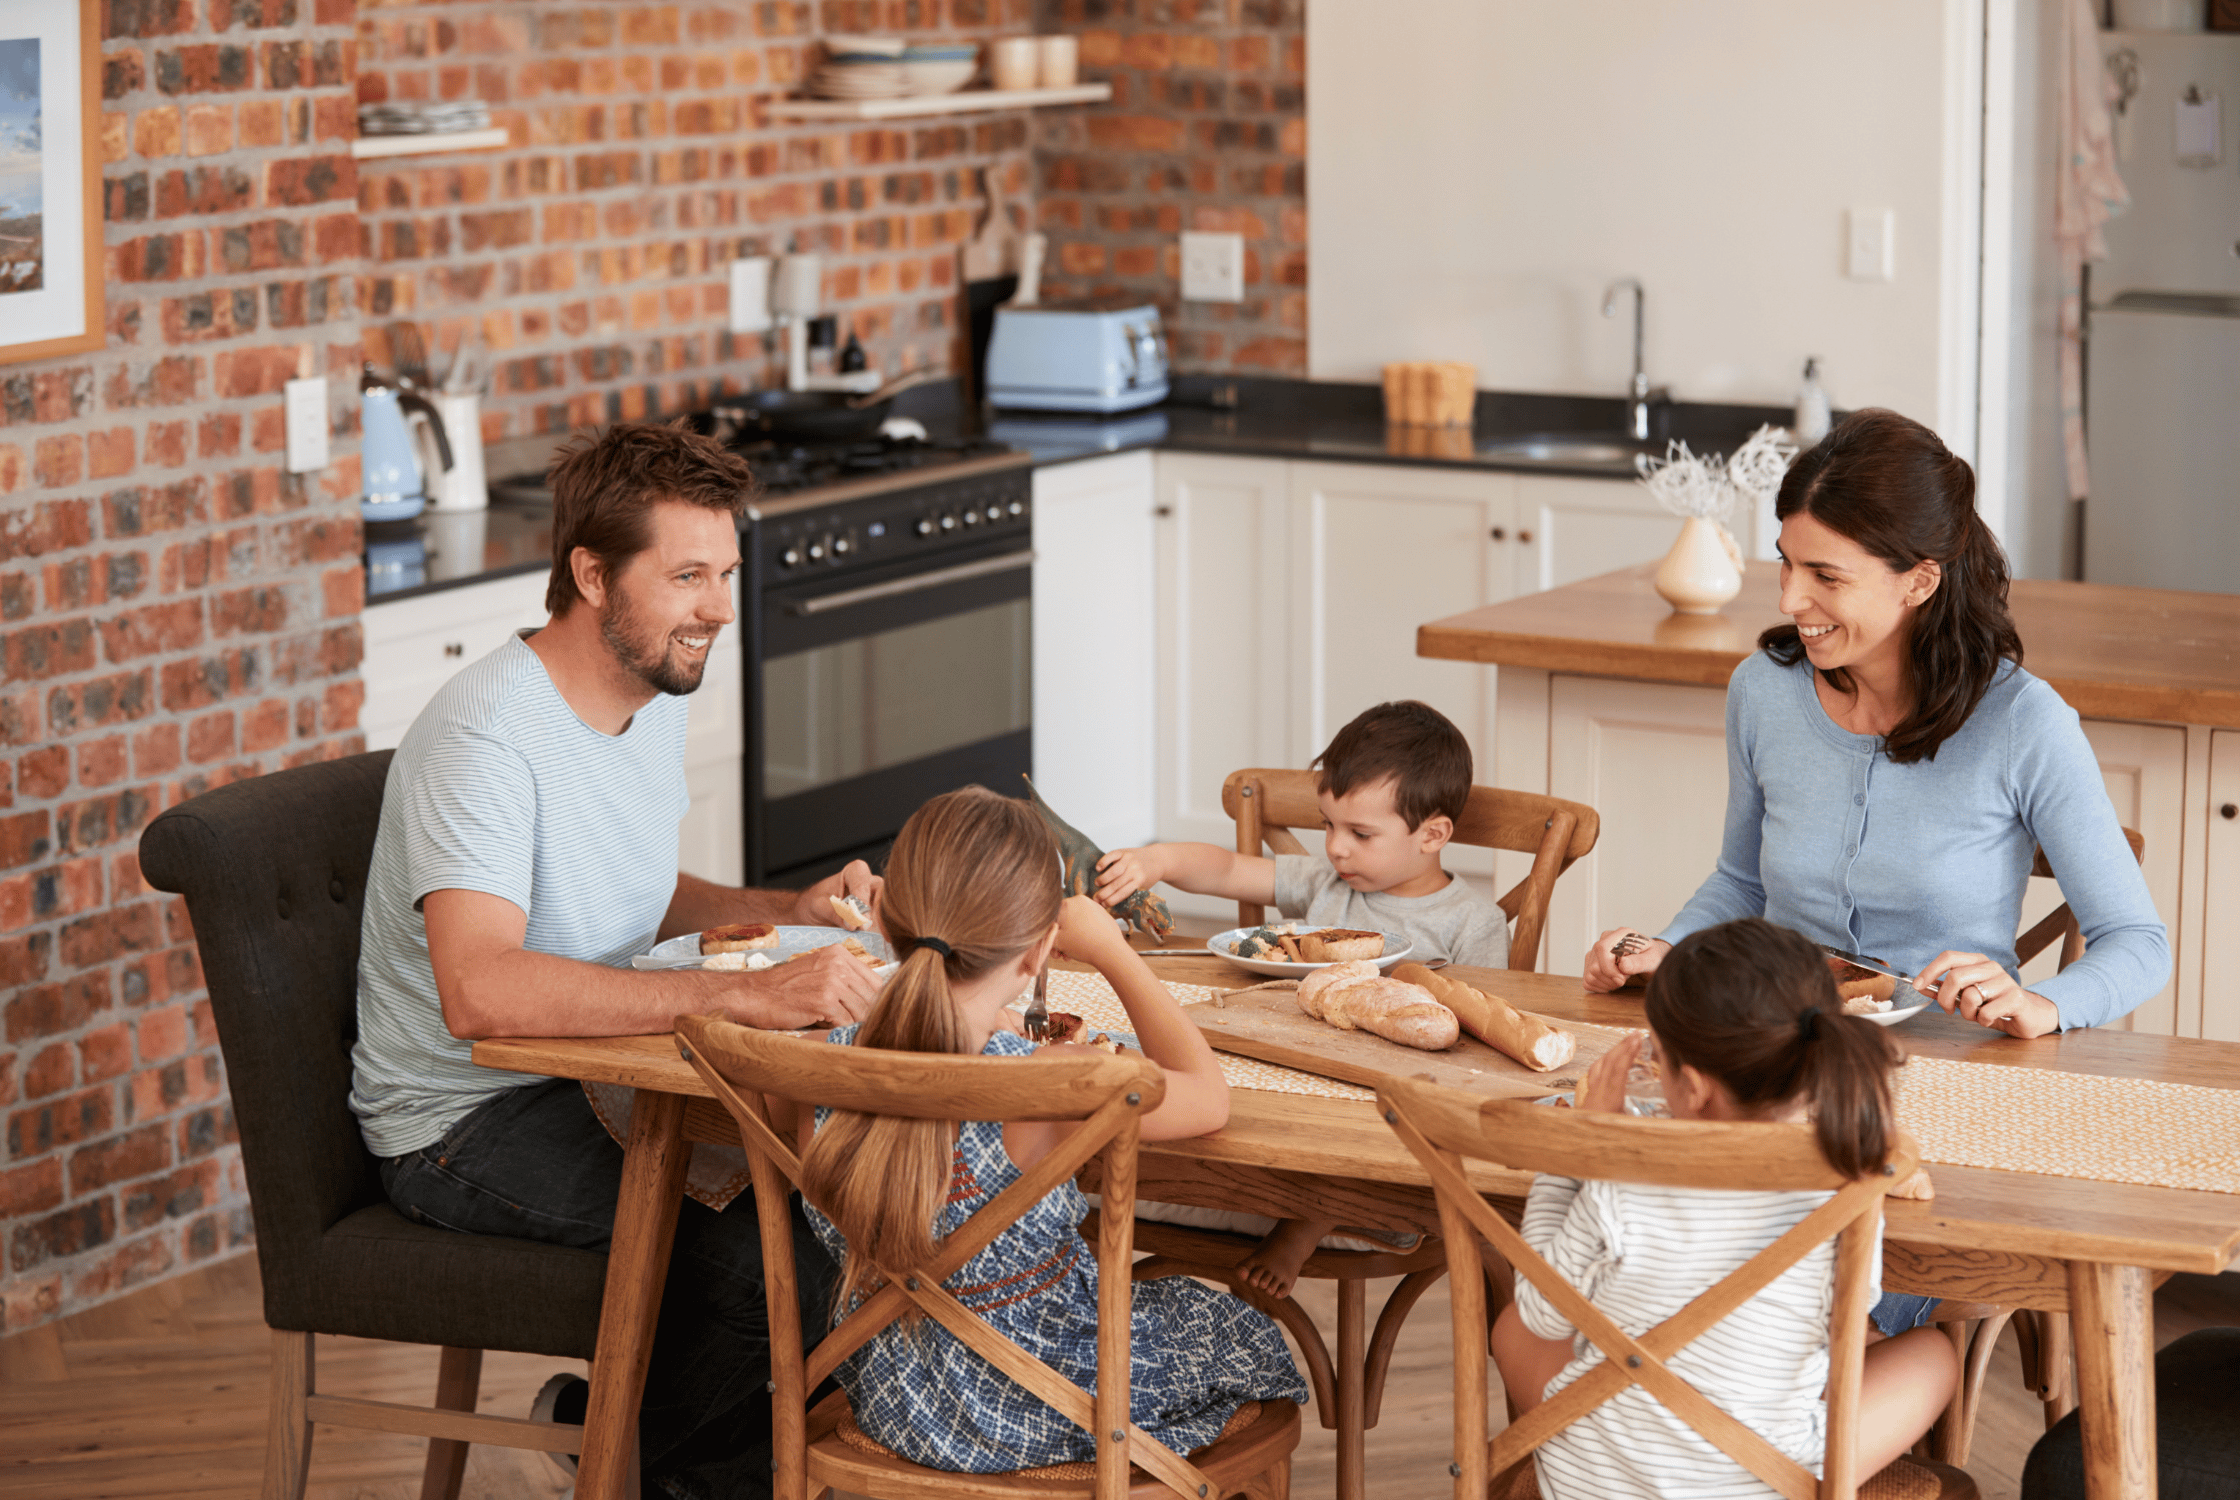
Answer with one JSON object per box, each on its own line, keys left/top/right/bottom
{"left": 349, "top": 632, "right": 691, "bottom": 1159}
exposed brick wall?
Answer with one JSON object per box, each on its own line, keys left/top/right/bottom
{"left": 1032, "top": 0, "right": 1304, "bottom": 374}
{"left": 0, "top": 0, "right": 366, "bottom": 1334}
{"left": 353, "top": 0, "right": 1041, "bottom": 443}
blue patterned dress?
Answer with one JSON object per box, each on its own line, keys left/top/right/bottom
{"left": 805, "top": 1026, "right": 1309, "bottom": 1473}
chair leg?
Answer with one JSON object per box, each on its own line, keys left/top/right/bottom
{"left": 417, "top": 1346, "right": 484, "bottom": 1500}
{"left": 2032, "top": 1311, "right": 2077, "bottom": 1428}
{"left": 1336, "top": 1277, "right": 1367, "bottom": 1500}
{"left": 263, "top": 1329, "right": 315, "bottom": 1500}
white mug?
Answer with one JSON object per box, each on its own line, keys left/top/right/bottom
{"left": 990, "top": 36, "right": 1038, "bottom": 91}
{"left": 1037, "top": 35, "right": 1078, "bottom": 89}
{"left": 427, "top": 392, "right": 488, "bottom": 511}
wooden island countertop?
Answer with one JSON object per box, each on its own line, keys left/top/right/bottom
{"left": 1417, "top": 561, "right": 2240, "bottom": 728}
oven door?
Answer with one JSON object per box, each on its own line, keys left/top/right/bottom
{"left": 752, "top": 541, "right": 1033, "bottom": 886}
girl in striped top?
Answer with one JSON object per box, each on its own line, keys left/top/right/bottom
{"left": 1491, "top": 918, "right": 1959, "bottom": 1499}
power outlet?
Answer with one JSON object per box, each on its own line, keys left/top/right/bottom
{"left": 1846, "top": 208, "right": 1894, "bottom": 282}
{"left": 284, "top": 377, "right": 328, "bottom": 474}
{"left": 728, "top": 256, "right": 774, "bottom": 334}
{"left": 1180, "top": 231, "right": 1245, "bottom": 302}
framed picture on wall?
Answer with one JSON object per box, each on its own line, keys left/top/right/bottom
{"left": 0, "top": 0, "right": 101, "bottom": 366}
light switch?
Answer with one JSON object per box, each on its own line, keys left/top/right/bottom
{"left": 284, "top": 377, "right": 328, "bottom": 474}
{"left": 1846, "top": 208, "right": 1894, "bottom": 283}
{"left": 1180, "top": 231, "right": 1245, "bottom": 302}
{"left": 728, "top": 256, "right": 774, "bottom": 334}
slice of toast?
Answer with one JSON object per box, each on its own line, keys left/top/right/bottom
{"left": 1296, "top": 928, "right": 1385, "bottom": 963}
{"left": 702, "top": 922, "right": 780, "bottom": 954}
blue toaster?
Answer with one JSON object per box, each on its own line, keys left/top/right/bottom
{"left": 984, "top": 299, "right": 1170, "bottom": 413}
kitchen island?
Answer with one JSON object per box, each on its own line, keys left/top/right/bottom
{"left": 1418, "top": 561, "right": 2240, "bottom": 1039}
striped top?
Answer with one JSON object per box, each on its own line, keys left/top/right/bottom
{"left": 349, "top": 632, "right": 691, "bottom": 1158}
{"left": 1515, "top": 1172, "right": 1876, "bottom": 1500}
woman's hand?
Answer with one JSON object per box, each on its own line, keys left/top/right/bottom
{"left": 1583, "top": 929, "right": 1669, "bottom": 993}
{"left": 1574, "top": 1031, "right": 1642, "bottom": 1114}
{"left": 1914, "top": 950, "right": 2061, "bottom": 1038}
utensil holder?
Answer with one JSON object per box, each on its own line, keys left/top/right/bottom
{"left": 427, "top": 393, "right": 487, "bottom": 511}
{"left": 1380, "top": 361, "right": 1476, "bottom": 427}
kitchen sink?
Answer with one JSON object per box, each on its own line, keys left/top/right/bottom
{"left": 1476, "top": 434, "right": 1655, "bottom": 467}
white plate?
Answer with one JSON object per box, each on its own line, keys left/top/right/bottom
{"left": 633, "top": 925, "right": 893, "bottom": 974}
{"left": 1204, "top": 926, "right": 1415, "bottom": 979}
{"left": 1858, "top": 1002, "right": 1930, "bottom": 1027}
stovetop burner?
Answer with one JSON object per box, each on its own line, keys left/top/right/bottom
{"left": 734, "top": 433, "right": 1012, "bottom": 497}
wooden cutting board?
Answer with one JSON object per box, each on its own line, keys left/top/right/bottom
{"left": 1183, "top": 988, "right": 1634, "bottom": 1101}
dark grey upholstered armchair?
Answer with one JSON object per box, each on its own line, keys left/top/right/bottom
{"left": 139, "top": 749, "right": 607, "bottom": 1500}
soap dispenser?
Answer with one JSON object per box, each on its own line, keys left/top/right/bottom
{"left": 1793, "top": 358, "right": 1831, "bottom": 447}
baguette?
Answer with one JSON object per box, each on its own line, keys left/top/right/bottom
{"left": 1296, "top": 962, "right": 1459, "bottom": 1051}
{"left": 1391, "top": 962, "right": 1575, "bottom": 1071}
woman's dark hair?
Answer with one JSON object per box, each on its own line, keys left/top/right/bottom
{"left": 1758, "top": 408, "right": 2022, "bottom": 764}
{"left": 1644, "top": 917, "right": 1899, "bottom": 1179}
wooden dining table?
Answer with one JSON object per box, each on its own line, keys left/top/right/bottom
{"left": 473, "top": 954, "right": 2240, "bottom": 1500}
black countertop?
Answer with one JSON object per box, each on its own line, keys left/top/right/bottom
{"left": 365, "top": 376, "right": 1789, "bottom": 605}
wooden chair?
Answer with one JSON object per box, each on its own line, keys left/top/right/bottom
{"left": 1220, "top": 768, "right": 1601, "bottom": 972}
{"left": 674, "top": 1013, "right": 1302, "bottom": 1500}
{"left": 1377, "top": 1074, "right": 1976, "bottom": 1500}
{"left": 1923, "top": 825, "right": 2147, "bottom": 1467}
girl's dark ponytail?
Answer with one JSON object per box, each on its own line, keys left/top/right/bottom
{"left": 1646, "top": 918, "right": 1900, "bottom": 1179}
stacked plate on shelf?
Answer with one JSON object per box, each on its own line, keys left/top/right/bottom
{"left": 358, "top": 99, "right": 492, "bottom": 136}
{"left": 809, "top": 38, "right": 911, "bottom": 99}
{"left": 900, "top": 42, "right": 979, "bottom": 95}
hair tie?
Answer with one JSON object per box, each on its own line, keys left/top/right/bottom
{"left": 1797, "top": 1005, "right": 1821, "bottom": 1041}
{"left": 917, "top": 936, "right": 952, "bottom": 958}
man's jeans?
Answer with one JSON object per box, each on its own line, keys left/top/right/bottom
{"left": 380, "top": 1077, "right": 836, "bottom": 1500}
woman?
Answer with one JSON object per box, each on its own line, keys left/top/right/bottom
{"left": 1584, "top": 409, "right": 2168, "bottom": 1040}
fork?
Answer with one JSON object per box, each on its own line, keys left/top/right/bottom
{"left": 1610, "top": 932, "right": 1649, "bottom": 962}
{"left": 1022, "top": 962, "right": 1051, "bottom": 1042}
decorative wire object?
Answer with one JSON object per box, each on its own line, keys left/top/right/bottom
{"left": 1727, "top": 424, "right": 1800, "bottom": 512}
{"left": 1634, "top": 424, "right": 1797, "bottom": 523}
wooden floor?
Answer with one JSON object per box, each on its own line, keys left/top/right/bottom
{"left": 2, "top": 1250, "right": 2234, "bottom": 1500}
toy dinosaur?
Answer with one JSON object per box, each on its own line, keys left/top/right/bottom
{"left": 1021, "top": 775, "right": 1175, "bottom": 942}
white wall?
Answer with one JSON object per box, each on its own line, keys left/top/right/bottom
{"left": 1308, "top": 0, "right": 1973, "bottom": 431}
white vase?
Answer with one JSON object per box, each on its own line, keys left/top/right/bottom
{"left": 1654, "top": 516, "right": 1742, "bottom": 616}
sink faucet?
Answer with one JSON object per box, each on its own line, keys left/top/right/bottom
{"left": 1601, "top": 278, "right": 1670, "bottom": 441}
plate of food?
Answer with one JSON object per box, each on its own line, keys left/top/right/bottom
{"left": 1820, "top": 948, "right": 1930, "bottom": 1026}
{"left": 633, "top": 923, "right": 895, "bottom": 977}
{"left": 1204, "top": 923, "right": 1414, "bottom": 978}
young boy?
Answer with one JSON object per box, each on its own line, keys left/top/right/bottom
{"left": 1092, "top": 699, "right": 1510, "bottom": 1295}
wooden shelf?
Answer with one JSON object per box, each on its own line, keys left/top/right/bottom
{"left": 351, "top": 128, "right": 511, "bottom": 161}
{"left": 764, "top": 82, "right": 1110, "bottom": 122}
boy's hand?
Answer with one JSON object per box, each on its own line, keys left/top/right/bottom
{"left": 1054, "top": 894, "right": 1129, "bottom": 965}
{"left": 1093, "top": 846, "right": 1161, "bottom": 908}
{"left": 1574, "top": 1031, "right": 1641, "bottom": 1114}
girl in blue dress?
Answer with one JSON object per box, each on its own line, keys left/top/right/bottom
{"left": 794, "top": 786, "right": 1308, "bottom": 1473}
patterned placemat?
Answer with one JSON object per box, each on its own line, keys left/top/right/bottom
{"left": 1043, "top": 969, "right": 1376, "bottom": 1102}
{"left": 1893, "top": 1055, "right": 2240, "bottom": 1196}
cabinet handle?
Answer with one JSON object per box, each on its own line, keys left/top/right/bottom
{"left": 444, "top": 642, "right": 464, "bottom": 658}
{"left": 1489, "top": 527, "right": 1507, "bottom": 541}
{"left": 1517, "top": 529, "right": 1534, "bottom": 544}
{"left": 1154, "top": 505, "right": 1173, "bottom": 517}
{"left": 2223, "top": 803, "right": 2238, "bottom": 820}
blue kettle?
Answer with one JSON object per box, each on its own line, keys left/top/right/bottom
{"left": 360, "top": 368, "right": 452, "bottom": 522}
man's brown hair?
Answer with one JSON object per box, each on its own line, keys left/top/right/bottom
{"left": 543, "top": 420, "right": 756, "bottom": 616}
{"left": 1312, "top": 699, "right": 1473, "bottom": 831}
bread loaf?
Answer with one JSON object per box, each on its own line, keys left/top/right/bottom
{"left": 1390, "top": 962, "right": 1575, "bottom": 1071}
{"left": 1296, "top": 962, "right": 1460, "bottom": 1051}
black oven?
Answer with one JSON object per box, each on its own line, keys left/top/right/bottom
{"left": 743, "top": 452, "right": 1037, "bottom": 887}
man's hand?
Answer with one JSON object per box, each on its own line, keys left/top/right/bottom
{"left": 727, "top": 943, "right": 881, "bottom": 1031}
{"left": 791, "top": 859, "right": 884, "bottom": 930}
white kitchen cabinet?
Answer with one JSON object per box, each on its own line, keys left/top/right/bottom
{"left": 1513, "top": 474, "right": 1684, "bottom": 595}
{"left": 363, "top": 569, "right": 747, "bottom": 888}
{"left": 1032, "top": 452, "right": 1158, "bottom": 852}
{"left": 2202, "top": 731, "right": 2240, "bottom": 1042}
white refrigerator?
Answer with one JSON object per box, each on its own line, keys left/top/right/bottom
{"left": 2083, "top": 31, "right": 2240, "bottom": 595}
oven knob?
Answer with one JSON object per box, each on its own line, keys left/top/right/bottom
{"left": 940, "top": 514, "right": 957, "bottom": 531}
{"left": 915, "top": 518, "right": 934, "bottom": 537}
{"left": 962, "top": 509, "right": 980, "bottom": 526}
{"left": 1007, "top": 501, "right": 1024, "bottom": 517}
{"left": 984, "top": 505, "right": 1003, "bottom": 523}
{"left": 780, "top": 546, "right": 802, "bottom": 568}
{"left": 833, "top": 534, "right": 852, "bottom": 556}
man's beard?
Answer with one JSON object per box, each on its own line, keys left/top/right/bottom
{"left": 599, "top": 582, "right": 709, "bottom": 696}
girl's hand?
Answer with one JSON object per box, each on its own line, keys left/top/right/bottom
{"left": 1583, "top": 929, "right": 1669, "bottom": 993}
{"left": 1575, "top": 1031, "right": 1641, "bottom": 1114}
{"left": 1093, "top": 847, "right": 1159, "bottom": 908}
{"left": 1054, "top": 894, "right": 1129, "bottom": 967}
{"left": 1914, "top": 950, "right": 2061, "bottom": 1039}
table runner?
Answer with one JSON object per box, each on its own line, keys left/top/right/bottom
{"left": 1043, "top": 969, "right": 1377, "bottom": 1102}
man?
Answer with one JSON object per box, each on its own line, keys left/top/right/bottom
{"left": 350, "top": 421, "right": 878, "bottom": 1500}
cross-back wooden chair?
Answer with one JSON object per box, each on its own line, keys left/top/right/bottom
{"left": 1377, "top": 1074, "right": 1975, "bottom": 1500}
{"left": 1220, "top": 769, "right": 1600, "bottom": 972}
{"left": 1920, "top": 824, "right": 2147, "bottom": 1468}
{"left": 673, "top": 1013, "right": 1302, "bottom": 1500}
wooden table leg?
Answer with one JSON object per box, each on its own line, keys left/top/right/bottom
{"left": 1336, "top": 1276, "right": 1366, "bottom": 1500}
{"left": 579, "top": 1089, "right": 690, "bottom": 1500}
{"left": 2066, "top": 1261, "right": 2156, "bottom": 1500}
